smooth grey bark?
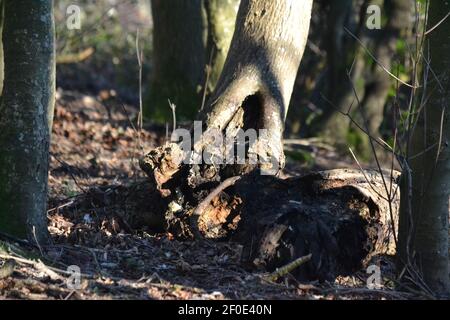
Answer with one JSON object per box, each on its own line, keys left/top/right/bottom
{"left": 397, "top": 0, "right": 450, "bottom": 297}
{"left": 0, "top": 0, "right": 55, "bottom": 243}
{"left": 198, "top": 0, "right": 313, "bottom": 172}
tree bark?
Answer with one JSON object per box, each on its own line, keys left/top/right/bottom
{"left": 197, "top": 0, "right": 313, "bottom": 173}
{"left": 147, "top": 0, "right": 238, "bottom": 122}
{"left": 0, "top": 0, "right": 55, "bottom": 243}
{"left": 397, "top": 0, "right": 450, "bottom": 297}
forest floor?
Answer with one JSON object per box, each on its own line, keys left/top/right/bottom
{"left": 0, "top": 90, "right": 416, "bottom": 300}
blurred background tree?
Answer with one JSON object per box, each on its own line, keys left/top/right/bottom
{"left": 286, "top": 0, "right": 417, "bottom": 160}
{"left": 147, "top": 0, "right": 239, "bottom": 122}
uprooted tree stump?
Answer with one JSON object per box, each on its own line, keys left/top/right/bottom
{"left": 135, "top": 143, "right": 400, "bottom": 281}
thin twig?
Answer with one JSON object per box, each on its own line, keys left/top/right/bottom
{"left": 200, "top": 48, "right": 215, "bottom": 112}
{"left": 346, "top": 73, "right": 398, "bottom": 245}
{"left": 348, "top": 148, "right": 389, "bottom": 202}
{"left": 264, "top": 254, "right": 312, "bottom": 282}
{"left": 435, "top": 107, "right": 445, "bottom": 165}
{"left": 344, "top": 26, "right": 417, "bottom": 89}
{"left": 50, "top": 153, "right": 87, "bottom": 194}
{"left": 32, "top": 226, "right": 44, "bottom": 257}
{"left": 193, "top": 176, "right": 242, "bottom": 217}
{"left": 136, "top": 28, "right": 144, "bottom": 132}
{"left": 424, "top": 10, "right": 450, "bottom": 35}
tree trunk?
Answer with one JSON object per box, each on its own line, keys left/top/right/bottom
{"left": 147, "top": 0, "right": 238, "bottom": 122}
{"left": 204, "top": 0, "right": 240, "bottom": 93}
{"left": 356, "top": 0, "right": 412, "bottom": 158}
{"left": 197, "top": 0, "right": 313, "bottom": 174}
{"left": 148, "top": 0, "right": 207, "bottom": 121}
{"left": 231, "top": 169, "right": 399, "bottom": 281}
{"left": 308, "top": 0, "right": 361, "bottom": 149}
{"left": 0, "top": 0, "right": 55, "bottom": 243}
{"left": 397, "top": 0, "right": 450, "bottom": 297}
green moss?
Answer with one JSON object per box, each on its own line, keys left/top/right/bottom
{"left": 0, "top": 200, "right": 27, "bottom": 240}
{"left": 0, "top": 240, "right": 39, "bottom": 260}
{"left": 0, "top": 153, "right": 27, "bottom": 239}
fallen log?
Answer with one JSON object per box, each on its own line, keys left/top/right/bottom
{"left": 138, "top": 144, "right": 400, "bottom": 281}
{"left": 229, "top": 169, "right": 399, "bottom": 281}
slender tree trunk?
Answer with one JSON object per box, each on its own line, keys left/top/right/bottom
{"left": 356, "top": 0, "right": 412, "bottom": 157}
{"left": 147, "top": 0, "right": 238, "bottom": 122}
{"left": 0, "top": 0, "right": 55, "bottom": 243}
{"left": 204, "top": 0, "right": 239, "bottom": 93}
{"left": 397, "top": 0, "right": 450, "bottom": 297}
